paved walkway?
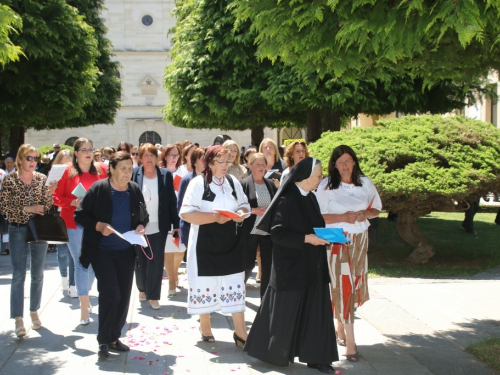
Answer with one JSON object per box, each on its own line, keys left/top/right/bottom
{"left": 0, "top": 253, "right": 498, "bottom": 375}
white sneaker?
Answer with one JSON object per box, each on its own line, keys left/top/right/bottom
{"left": 61, "top": 277, "right": 69, "bottom": 291}
{"left": 68, "top": 286, "right": 78, "bottom": 298}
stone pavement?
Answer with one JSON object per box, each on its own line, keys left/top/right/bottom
{"left": 0, "top": 252, "right": 498, "bottom": 375}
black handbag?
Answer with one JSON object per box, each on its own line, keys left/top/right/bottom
{"left": 25, "top": 213, "right": 69, "bottom": 244}
{"left": 0, "top": 215, "right": 8, "bottom": 235}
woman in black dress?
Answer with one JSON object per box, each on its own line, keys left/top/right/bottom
{"left": 244, "top": 157, "right": 338, "bottom": 374}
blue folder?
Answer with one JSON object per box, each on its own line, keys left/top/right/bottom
{"left": 313, "top": 228, "right": 348, "bottom": 244}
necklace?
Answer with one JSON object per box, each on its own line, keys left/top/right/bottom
{"left": 212, "top": 176, "right": 225, "bottom": 186}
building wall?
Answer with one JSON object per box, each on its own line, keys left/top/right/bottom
{"left": 25, "top": 0, "right": 277, "bottom": 149}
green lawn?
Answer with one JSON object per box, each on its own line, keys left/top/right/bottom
{"left": 466, "top": 337, "right": 500, "bottom": 372}
{"left": 368, "top": 208, "right": 500, "bottom": 278}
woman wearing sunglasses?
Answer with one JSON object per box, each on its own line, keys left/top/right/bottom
{"left": 0, "top": 144, "right": 58, "bottom": 338}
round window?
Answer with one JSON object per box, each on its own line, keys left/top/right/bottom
{"left": 142, "top": 15, "right": 153, "bottom": 26}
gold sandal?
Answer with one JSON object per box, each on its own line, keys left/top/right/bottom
{"left": 15, "top": 317, "right": 26, "bottom": 338}
{"left": 30, "top": 311, "right": 42, "bottom": 330}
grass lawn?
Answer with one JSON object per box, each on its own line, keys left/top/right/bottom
{"left": 466, "top": 337, "right": 500, "bottom": 372}
{"left": 368, "top": 207, "right": 500, "bottom": 278}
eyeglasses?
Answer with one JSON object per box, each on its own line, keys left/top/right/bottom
{"left": 253, "top": 163, "right": 267, "bottom": 168}
{"left": 25, "top": 156, "right": 40, "bottom": 162}
{"left": 78, "top": 148, "right": 95, "bottom": 154}
{"left": 214, "top": 160, "right": 231, "bottom": 165}
{"left": 132, "top": 152, "right": 139, "bottom": 156}
{"left": 53, "top": 146, "right": 60, "bottom": 149}
{"left": 167, "top": 154, "right": 180, "bottom": 159}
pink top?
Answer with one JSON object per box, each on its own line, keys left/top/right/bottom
{"left": 53, "top": 164, "right": 108, "bottom": 229}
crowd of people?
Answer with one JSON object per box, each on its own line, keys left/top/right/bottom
{"left": 0, "top": 137, "right": 384, "bottom": 373}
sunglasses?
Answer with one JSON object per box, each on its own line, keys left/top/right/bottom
{"left": 132, "top": 152, "right": 139, "bottom": 156}
{"left": 25, "top": 156, "right": 40, "bottom": 162}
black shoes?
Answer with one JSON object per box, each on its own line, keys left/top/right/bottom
{"left": 307, "top": 364, "right": 336, "bottom": 374}
{"left": 98, "top": 344, "right": 109, "bottom": 359}
{"left": 233, "top": 332, "right": 246, "bottom": 347}
{"left": 109, "top": 339, "right": 130, "bottom": 352}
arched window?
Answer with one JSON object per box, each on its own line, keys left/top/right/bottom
{"left": 65, "top": 137, "right": 79, "bottom": 147}
{"left": 280, "top": 127, "right": 303, "bottom": 142}
{"left": 139, "top": 131, "right": 161, "bottom": 146}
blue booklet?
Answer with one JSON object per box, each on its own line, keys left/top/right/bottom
{"left": 313, "top": 228, "right": 349, "bottom": 244}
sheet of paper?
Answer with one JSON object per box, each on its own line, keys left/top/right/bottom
{"left": 106, "top": 228, "right": 146, "bottom": 246}
{"left": 71, "top": 183, "right": 87, "bottom": 199}
{"left": 121, "top": 231, "right": 147, "bottom": 246}
{"left": 45, "top": 164, "right": 67, "bottom": 186}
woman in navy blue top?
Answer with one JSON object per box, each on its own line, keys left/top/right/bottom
{"left": 75, "top": 152, "right": 149, "bottom": 359}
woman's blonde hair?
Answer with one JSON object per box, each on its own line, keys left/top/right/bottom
{"left": 222, "top": 140, "right": 241, "bottom": 166}
{"left": 259, "top": 138, "right": 281, "bottom": 163}
{"left": 15, "top": 144, "right": 39, "bottom": 171}
{"left": 248, "top": 152, "right": 267, "bottom": 165}
{"left": 53, "top": 149, "right": 73, "bottom": 165}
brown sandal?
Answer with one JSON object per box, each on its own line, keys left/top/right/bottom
{"left": 336, "top": 338, "right": 346, "bottom": 346}
{"left": 344, "top": 352, "right": 359, "bottom": 362}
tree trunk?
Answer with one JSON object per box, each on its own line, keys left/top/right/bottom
{"left": 306, "top": 109, "right": 322, "bottom": 142}
{"left": 323, "top": 109, "right": 342, "bottom": 132}
{"left": 9, "top": 126, "right": 25, "bottom": 154}
{"left": 250, "top": 125, "right": 264, "bottom": 148}
{"left": 396, "top": 211, "right": 435, "bottom": 264}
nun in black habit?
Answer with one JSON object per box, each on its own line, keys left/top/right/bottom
{"left": 244, "top": 158, "right": 339, "bottom": 374}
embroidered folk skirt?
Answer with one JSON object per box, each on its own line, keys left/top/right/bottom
{"left": 186, "top": 230, "right": 245, "bottom": 315}
{"left": 327, "top": 230, "right": 370, "bottom": 324}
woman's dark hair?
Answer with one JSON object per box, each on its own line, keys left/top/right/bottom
{"left": 181, "top": 143, "right": 196, "bottom": 165}
{"left": 160, "top": 144, "right": 182, "bottom": 169}
{"left": 70, "top": 138, "right": 101, "bottom": 178}
{"left": 326, "top": 145, "right": 364, "bottom": 189}
{"left": 190, "top": 147, "right": 205, "bottom": 170}
{"left": 117, "top": 141, "right": 131, "bottom": 153}
{"left": 107, "top": 151, "right": 132, "bottom": 178}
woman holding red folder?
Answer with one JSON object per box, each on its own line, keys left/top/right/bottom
{"left": 315, "top": 145, "right": 382, "bottom": 362}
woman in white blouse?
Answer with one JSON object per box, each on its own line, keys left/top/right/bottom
{"left": 315, "top": 145, "right": 382, "bottom": 363}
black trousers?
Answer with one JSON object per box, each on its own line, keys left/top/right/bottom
{"left": 135, "top": 231, "right": 167, "bottom": 300}
{"left": 462, "top": 199, "right": 480, "bottom": 232}
{"left": 91, "top": 247, "right": 135, "bottom": 345}
{"left": 244, "top": 235, "right": 272, "bottom": 298}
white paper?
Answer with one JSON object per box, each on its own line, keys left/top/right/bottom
{"left": 121, "top": 231, "right": 147, "bottom": 246}
{"left": 45, "top": 164, "right": 67, "bottom": 186}
{"left": 108, "top": 227, "right": 147, "bottom": 246}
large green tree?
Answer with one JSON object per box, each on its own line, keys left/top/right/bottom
{"left": 0, "top": 4, "right": 22, "bottom": 66}
{"left": 165, "top": 0, "right": 483, "bottom": 144}
{"left": 233, "top": 0, "right": 500, "bottom": 85}
{"left": 0, "top": 0, "right": 120, "bottom": 152}
{"left": 310, "top": 115, "right": 500, "bottom": 264}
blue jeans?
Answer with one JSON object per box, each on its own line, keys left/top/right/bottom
{"left": 67, "top": 226, "right": 95, "bottom": 296}
{"left": 9, "top": 224, "right": 48, "bottom": 318}
{"left": 57, "top": 243, "right": 75, "bottom": 286}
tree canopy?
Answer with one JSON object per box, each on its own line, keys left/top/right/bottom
{"left": 233, "top": 0, "right": 500, "bottom": 86}
{"left": 309, "top": 115, "right": 500, "bottom": 263}
{"left": 0, "top": 0, "right": 121, "bottom": 152}
{"left": 165, "top": 0, "right": 480, "bottom": 143}
{"left": 0, "top": 4, "right": 22, "bottom": 66}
